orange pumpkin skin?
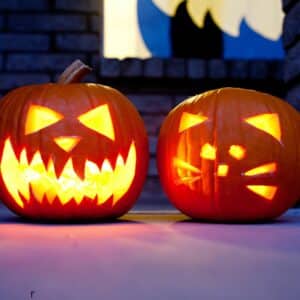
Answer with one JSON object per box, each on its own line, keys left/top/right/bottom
{"left": 157, "top": 88, "right": 300, "bottom": 221}
{"left": 0, "top": 83, "right": 149, "bottom": 220}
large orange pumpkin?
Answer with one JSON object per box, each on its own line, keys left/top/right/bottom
{"left": 157, "top": 87, "right": 300, "bottom": 221}
{"left": 0, "top": 60, "right": 149, "bottom": 221}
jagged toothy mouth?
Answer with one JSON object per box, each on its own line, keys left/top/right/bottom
{"left": 0, "top": 138, "right": 136, "bottom": 208}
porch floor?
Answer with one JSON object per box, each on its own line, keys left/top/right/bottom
{"left": 0, "top": 205, "right": 299, "bottom": 300}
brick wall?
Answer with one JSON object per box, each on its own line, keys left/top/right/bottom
{"left": 0, "top": 0, "right": 100, "bottom": 92}
{"left": 282, "top": 0, "right": 300, "bottom": 110}
{"left": 0, "top": 0, "right": 291, "bottom": 210}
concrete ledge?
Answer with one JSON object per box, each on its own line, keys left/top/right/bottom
{"left": 0, "top": 205, "right": 299, "bottom": 300}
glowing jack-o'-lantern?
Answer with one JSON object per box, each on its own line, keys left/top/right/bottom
{"left": 157, "top": 88, "right": 300, "bottom": 221}
{"left": 0, "top": 60, "right": 149, "bottom": 220}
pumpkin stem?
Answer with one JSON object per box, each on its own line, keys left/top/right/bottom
{"left": 57, "top": 60, "right": 92, "bottom": 84}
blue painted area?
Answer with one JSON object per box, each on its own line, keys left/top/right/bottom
{"left": 137, "top": 0, "right": 171, "bottom": 57}
{"left": 137, "top": 3, "right": 284, "bottom": 59}
{"left": 223, "top": 20, "right": 284, "bottom": 59}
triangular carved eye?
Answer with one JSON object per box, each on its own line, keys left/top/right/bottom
{"left": 179, "top": 112, "right": 207, "bottom": 132}
{"left": 244, "top": 113, "right": 281, "bottom": 143}
{"left": 78, "top": 104, "right": 115, "bottom": 140}
{"left": 25, "top": 105, "right": 63, "bottom": 135}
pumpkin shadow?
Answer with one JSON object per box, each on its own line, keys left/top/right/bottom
{"left": 170, "top": 211, "right": 300, "bottom": 254}
{"left": 175, "top": 217, "right": 288, "bottom": 225}
{"left": 0, "top": 207, "right": 141, "bottom": 226}
{"left": 174, "top": 210, "right": 300, "bottom": 225}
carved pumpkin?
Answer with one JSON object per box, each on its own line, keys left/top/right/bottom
{"left": 0, "top": 60, "right": 149, "bottom": 220}
{"left": 157, "top": 87, "right": 300, "bottom": 221}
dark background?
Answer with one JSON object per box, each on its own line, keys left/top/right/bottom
{"left": 0, "top": 0, "right": 299, "bottom": 209}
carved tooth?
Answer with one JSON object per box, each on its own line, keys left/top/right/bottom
{"left": 113, "top": 153, "right": 126, "bottom": 203}
{"left": 83, "top": 160, "right": 100, "bottom": 200}
{"left": 57, "top": 158, "right": 80, "bottom": 205}
{"left": 85, "top": 160, "right": 100, "bottom": 178}
{"left": 97, "top": 159, "right": 113, "bottom": 205}
{"left": 28, "top": 151, "right": 49, "bottom": 203}
{"left": 17, "top": 148, "right": 30, "bottom": 201}
{"left": 44, "top": 158, "right": 58, "bottom": 204}
{"left": 18, "top": 178, "right": 30, "bottom": 202}
{"left": 113, "top": 157, "right": 126, "bottom": 204}
{"left": 57, "top": 194, "right": 72, "bottom": 206}
{"left": 29, "top": 151, "right": 43, "bottom": 167}
{"left": 27, "top": 152, "right": 47, "bottom": 186}
{"left": 59, "top": 158, "right": 76, "bottom": 179}
{"left": 101, "top": 159, "right": 113, "bottom": 173}
{"left": 116, "top": 154, "right": 125, "bottom": 167}
{"left": 47, "top": 158, "right": 56, "bottom": 176}
{"left": 0, "top": 139, "right": 24, "bottom": 208}
{"left": 85, "top": 189, "right": 97, "bottom": 201}
{"left": 19, "top": 149, "right": 28, "bottom": 166}
{"left": 74, "top": 193, "right": 84, "bottom": 205}
{"left": 97, "top": 188, "right": 112, "bottom": 205}
{"left": 113, "top": 142, "right": 136, "bottom": 205}
{"left": 18, "top": 187, "right": 30, "bottom": 202}
{"left": 45, "top": 189, "right": 57, "bottom": 205}
{"left": 56, "top": 186, "right": 73, "bottom": 206}
{"left": 30, "top": 182, "right": 45, "bottom": 203}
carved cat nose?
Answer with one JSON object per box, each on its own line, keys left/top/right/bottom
{"left": 54, "top": 136, "right": 81, "bottom": 152}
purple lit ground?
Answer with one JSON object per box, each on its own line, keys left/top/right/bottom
{"left": 0, "top": 205, "right": 300, "bottom": 300}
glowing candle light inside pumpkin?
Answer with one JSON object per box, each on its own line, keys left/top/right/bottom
{"left": 157, "top": 87, "right": 300, "bottom": 221}
{"left": 0, "top": 60, "right": 149, "bottom": 220}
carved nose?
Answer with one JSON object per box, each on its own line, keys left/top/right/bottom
{"left": 54, "top": 136, "right": 81, "bottom": 152}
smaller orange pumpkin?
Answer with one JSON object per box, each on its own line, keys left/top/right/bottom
{"left": 157, "top": 87, "right": 300, "bottom": 222}
{"left": 0, "top": 60, "right": 149, "bottom": 221}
